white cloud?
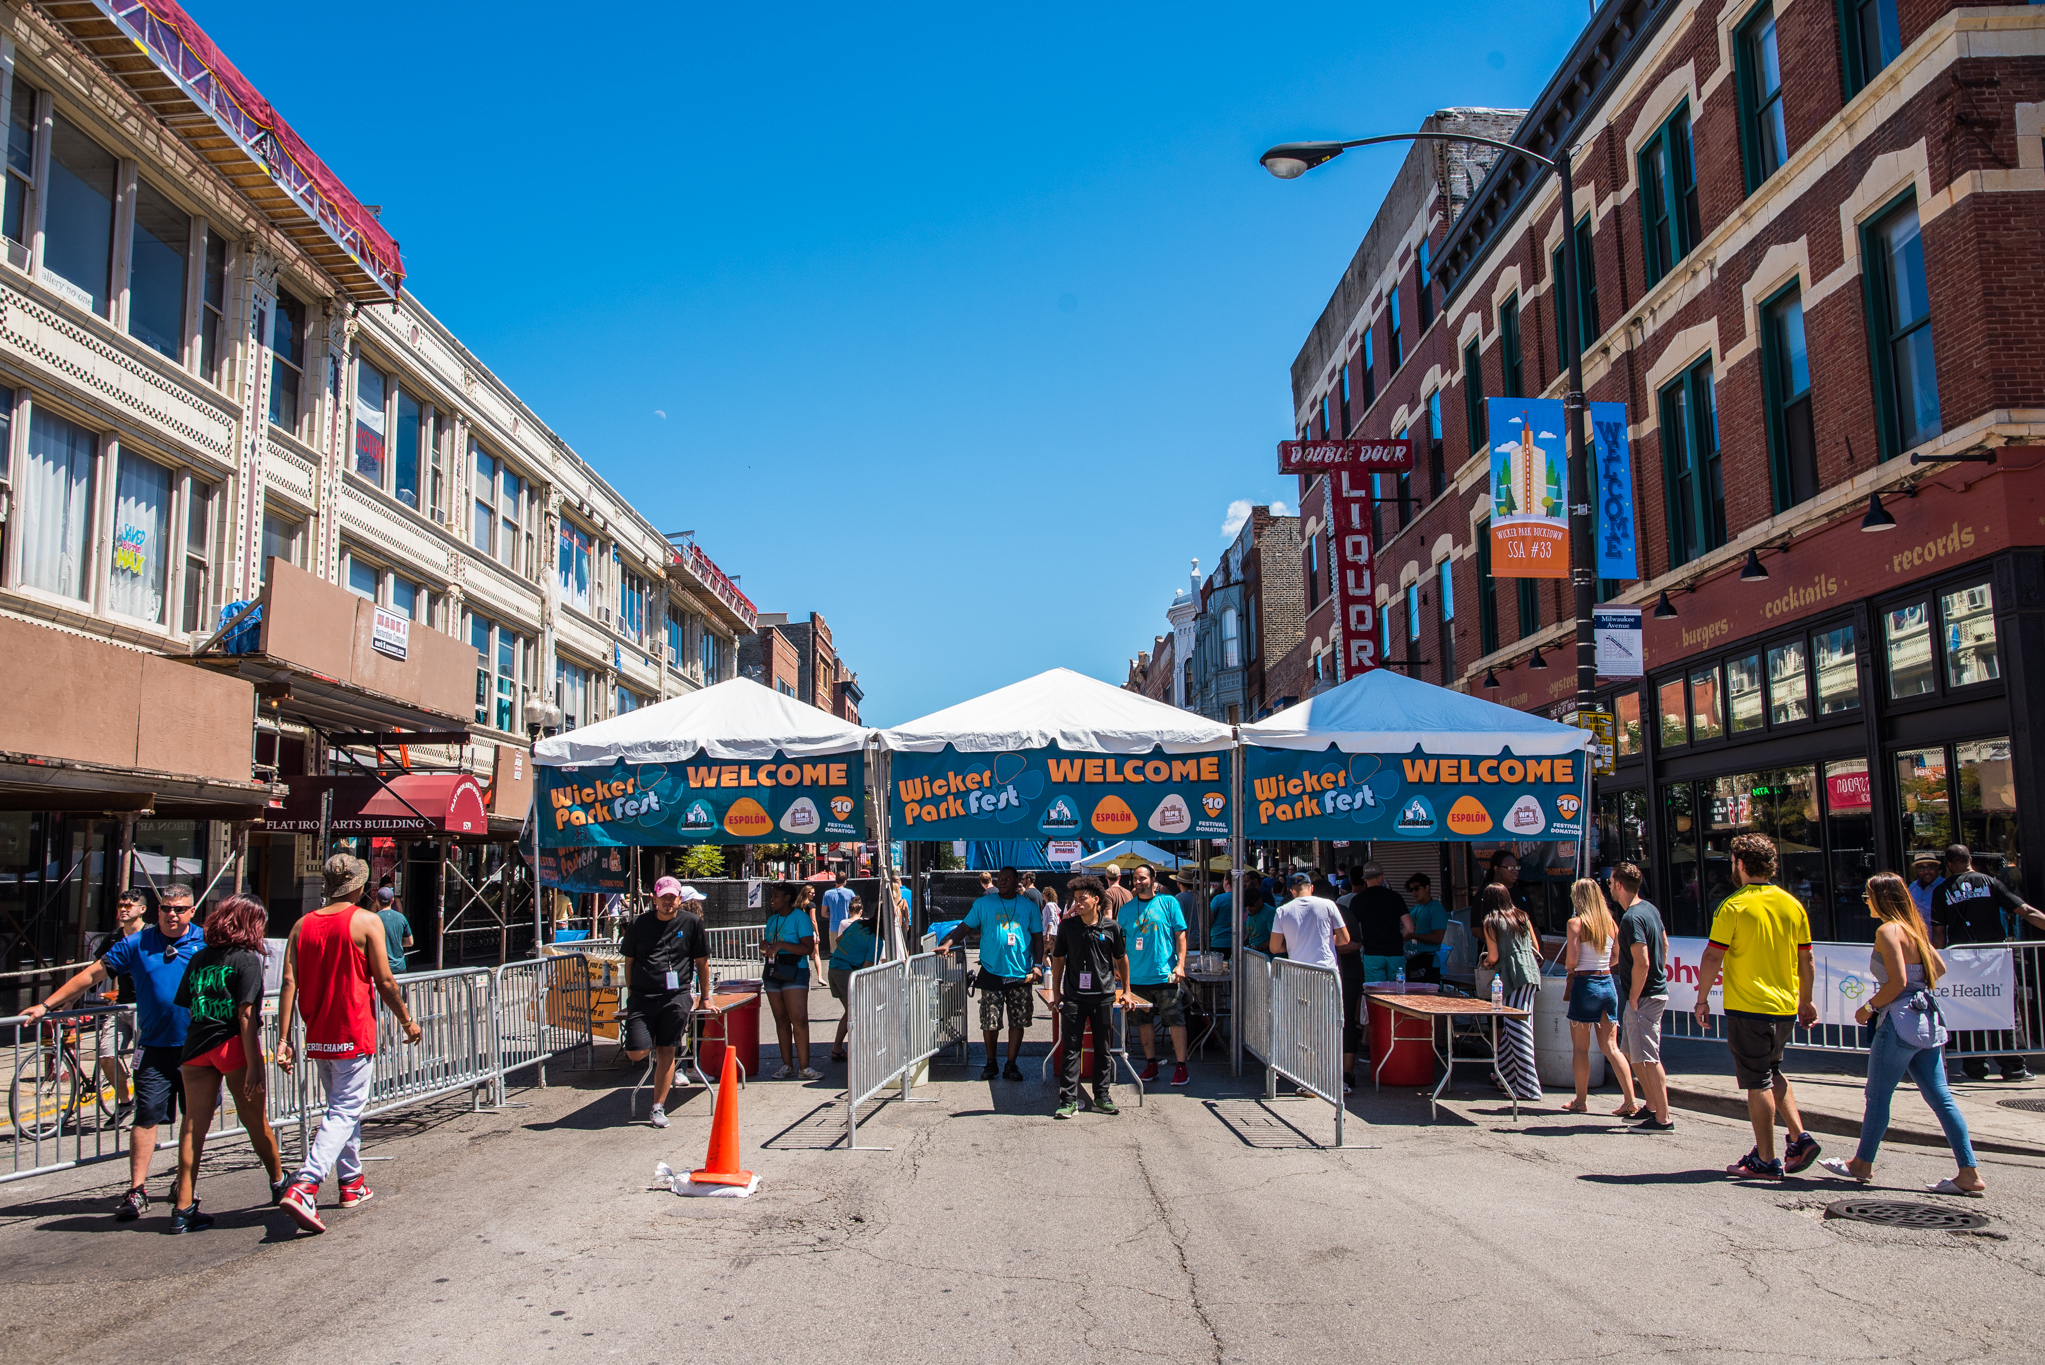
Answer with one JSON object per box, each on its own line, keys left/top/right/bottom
{"left": 1221, "top": 499, "right": 1253, "bottom": 541}
{"left": 1268, "top": 499, "right": 1294, "bottom": 517}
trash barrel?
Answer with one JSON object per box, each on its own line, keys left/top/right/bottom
{"left": 701, "top": 980, "right": 763, "bottom": 1080}
{"left": 1367, "top": 992, "right": 1436, "bottom": 1087}
{"left": 1532, "top": 972, "right": 1604, "bottom": 1090}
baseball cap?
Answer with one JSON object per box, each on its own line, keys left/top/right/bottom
{"left": 653, "top": 876, "right": 683, "bottom": 898}
{"left": 676, "top": 884, "right": 707, "bottom": 903}
{"left": 1287, "top": 871, "right": 1314, "bottom": 887}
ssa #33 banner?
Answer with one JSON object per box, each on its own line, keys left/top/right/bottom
{"left": 890, "top": 745, "right": 1230, "bottom": 841}
{"left": 1245, "top": 745, "right": 1585, "bottom": 841}
{"left": 538, "top": 752, "right": 864, "bottom": 847}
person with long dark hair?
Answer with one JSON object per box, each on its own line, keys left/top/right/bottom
{"left": 1480, "top": 884, "right": 1543, "bottom": 1101}
{"left": 1819, "top": 872, "right": 1984, "bottom": 1194}
{"left": 167, "top": 893, "right": 284, "bottom": 1232}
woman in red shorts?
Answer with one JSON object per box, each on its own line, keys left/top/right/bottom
{"left": 167, "top": 894, "right": 284, "bottom": 1233}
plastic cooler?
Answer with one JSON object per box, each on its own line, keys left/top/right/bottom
{"left": 1366, "top": 991, "right": 1436, "bottom": 1086}
{"left": 699, "top": 979, "right": 762, "bottom": 1079}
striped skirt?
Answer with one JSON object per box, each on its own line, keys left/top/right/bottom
{"left": 1496, "top": 985, "right": 1542, "bottom": 1100}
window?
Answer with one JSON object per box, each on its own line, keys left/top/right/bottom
{"left": 620, "top": 568, "right": 648, "bottom": 644}
{"left": 429, "top": 413, "right": 450, "bottom": 523}
{"left": 1841, "top": 0, "right": 1901, "bottom": 99}
{"left": 1814, "top": 623, "right": 1860, "bottom": 713}
{"left": 345, "top": 550, "right": 379, "bottom": 601}
{"left": 1895, "top": 738, "right": 2018, "bottom": 892}
{"left": 699, "top": 628, "right": 723, "bottom": 681}
{"left": 181, "top": 481, "right": 212, "bottom": 633}
{"left": 23, "top": 405, "right": 96, "bottom": 601}
{"left": 1864, "top": 197, "right": 1940, "bottom": 456}
{"left": 355, "top": 364, "right": 386, "bottom": 485}
{"left": 1499, "top": 296, "right": 1523, "bottom": 398}
{"left": 393, "top": 389, "right": 421, "bottom": 511}
{"left": 268, "top": 292, "right": 306, "bottom": 432}
{"left": 197, "top": 230, "right": 228, "bottom": 387}
{"left": 1690, "top": 666, "right": 1724, "bottom": 741}
{"left": 558, "top": 521, "right": 593, "bottom": 613}
{"left": 390, "top": 574, "right": 424, "bottom": 622}
{"left": 1475, "top": 519, "right": 1499, "bottom": 655}
{"left": 1395, "top": 426, "right": 1412, "bottom": 529}
{"left": 777, "top": 679, "right": 796, "bottom": 698}
{"left": 1767, "top": 639, "right": 1810, "bottom": 724}
{"left": 44, "top": 114, "right": 118, "bottom": 315}
{"left": 467, "top": 616, "right": 523, "bottom": 731}
{"left": 1738, "top": 6, "right": 1789, "bottom": 192}
{"left": 109, "top": 448, "right": 172, "bottom": 623}
{"left": 3, "top": 76, "right": 37, "bottom": 250}
{"left": 259, "top": 509, "right": 300, "bottom": 585}
{"left": 1941, "top": 582, "right": 1998, "bottom": 687}
{"left": 1248, "top": 594, "right": 1258, "bottom": 662}
{"left": 1657, "top": 358, "right": 1725, "bottom": 568}
{"left": 1551, "top": 216, "right": 1599, "bottom": 362}
{"left": 1221, "top": 607, "right": 1240, "bottom": 668}
{"left": 1637, "top": 105, "right": 1701, "bottom": 287}
{"left": 1406, "top": 585, "right": 1420, "bottom": 642}
{"left": 1883, "top": 602, "right": 1933, "bottom": 699}
{"left": 555, "top": 659, "right": 591, "bottom": 730}
{"left": 665, "top": 607, "right": 688, "bottom": 667}
{"left": 1380, "top": 597, "right": 1393, "bottom": 663}
{"left": 1319, "top": 392, "right": 1332, "bottom": 440}
{"left": 1360, "top": 329, "right": 1376, "bottom": 409}
{"left": 1614, "top": 688, "right": 1642, "bottom": 756}
{"left": 1426, "top": 392, "right": 1444, "bottom": 496}
{"left": 1388, "top": 288, "right": 1404, "bottom": 369}
{"left": 1369, "top": 473, "right": 1384, "bottom": 544}
{"left": 1437, "top": 559, "right": 1456, "bottom": 685}
{"left": 1761, "top": 288, "right": 1817, "bottom": 510}
{"left": 1463, "top": 340, "right": 1486, "bottom": 458}
{"left": 1337, "top": 362, "right": 1350, "bottom": 436}
{"left": 1517, "top": 578, "right": 1540, "bottom": 637}
{"left": 1305, "top": 532, "right": 1320, "bottom": 609}
{"left": 1417, "top": 239, "right": 1435, "bottom": 330}
{"left": 475, "top": 444, "right": 530, "bottom": 572}
{"left": 1658, "top": 677, "right": 1688, "bottom": 748}
{"left": 617, "top": 687, "right": 643, "bottom": 716}
{"left": 1727, "top": 652, "right": 1764, "bottom": 734}
{"left": 127, "top": 180, "right": 189, "bottom": 360}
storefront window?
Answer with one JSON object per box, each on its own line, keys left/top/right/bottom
{"left": 1822, "top": 759, "right": 1875, "bottom": 942}
{"left": 1940, "top": 583, "right": 1998, "bottom": 688}
{"left": 1705, "top": 767, "right": 1821, "bottom": 926}
{"left": 1592, "top": 788, "right": 1650, "bottom": 887}
{"left": 1884, "top": 602, "right": 1934, "bottom": 699}
{"left": 1658, "top": 677, "right": 1687, "bottom": 749}
{"left": 1815, "top": 624, "right": 1860, "bottom": 713}
{"left": 1894, "top": 746, "right": 1950, "bottom": 857}
{"left": 1956, "top": 736, "right": 2017, "bottom": 890}
{"left": 1727, "top": 653, "right": 1763, "bottom": 734}
{"left": 1767, "top": 638, "right": 1809, "bottom": 724}
{"left": 1689, "top": 665, "right": 1723, "bottom": 742}
{"left": 1614, "top": 689, "right": 1642, "bottom": 757}
{"left": 1664, "top": 783, "right": 1701, "bottom": 935}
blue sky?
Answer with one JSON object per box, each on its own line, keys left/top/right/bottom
{"left": 192, "top": 1, "right": 1589, "bottom": 724}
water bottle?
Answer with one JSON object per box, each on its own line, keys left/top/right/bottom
{"left": 1395, "top": 964, "right": 1406, "bottom": 987}
{"left": 1491, "top": 974, "right": 1505, "bottom": 1010}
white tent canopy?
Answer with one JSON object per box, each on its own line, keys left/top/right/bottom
{"left": 1075, "top": 840, "right": 1187, "bottom": 870}
{"left": 531, "top": 677, "right": 870, "bottom": 766}
{"left": 1241, "top": 668, "right": 1591, "bottom": 756}
{"left": 879, "top": 667, "right": 1233, "bottom": 755}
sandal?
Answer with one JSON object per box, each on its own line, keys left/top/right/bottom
{"left": 1927, "top": 1178, "right": 1985, "bottom": 1198}
{"left": 1562, "top": 1099, "right": 1588, "bottom": 1114}
{"left": 828, "top": 1051, "right": 847, "bottom": 1063}
{"left": 1612, "top": 1104, "right": 1639, "bottom": 1119}
{"left": 1818, "top": 1157, "right": 1870, "bottom": 1184}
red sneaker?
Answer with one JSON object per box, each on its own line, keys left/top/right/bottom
{"left": 338, "top": 1177, "right": 375, "bottom": 1209}
{"left": 1137, "top": 1059, "right": 1160, "bottom": 1083}
{"left": 279, "top": 1181, "right": 326, "bottom": 1234}
{"left": 1171, "top": 1063, "right": 1190, "bottom": 1087}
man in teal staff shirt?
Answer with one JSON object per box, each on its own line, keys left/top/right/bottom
{"left": 942, "top": 866, "right": 1042, "bottom": 1082}
{"left": 1118, "top": 865, "right": 1190, "bottom": 1087}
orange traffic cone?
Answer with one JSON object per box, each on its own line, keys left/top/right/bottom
{"left": 690, "top": 1045, "right": 755, "bottom": 1187}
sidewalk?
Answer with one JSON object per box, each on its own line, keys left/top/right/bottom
{"left": 1657, "top": 1037, "right": 2045, "bottom": 1158}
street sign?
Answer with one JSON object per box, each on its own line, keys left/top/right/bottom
{"left": 1277, "top": 439, "right": 1413, "bottom": 474}
{"left": 1594, "top": 605, "right": 1643, "bottom": 678}
{"left": 1562, "top": 708, "right": 1617, "bottom": 776}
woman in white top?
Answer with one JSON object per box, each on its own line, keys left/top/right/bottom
{"left": 1040, "top": 885, "right": 1062, "bottom": 940}
{"left": 1563, "top": 878, "right": 1638, "bottom": 1117}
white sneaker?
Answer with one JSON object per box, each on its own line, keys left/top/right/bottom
{"left": 798, "top": 1067, "right": 823, "bottom": 1081}
{"left": 772, "top": 1064, "right": 795, "bottom": 1080}
{"left": 649, "top": 1105, "right": 668, "bottom": 1129}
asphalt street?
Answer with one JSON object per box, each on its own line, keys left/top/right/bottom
{"left": 2, "top": 1035, "right": 2041, "bottom": 1365}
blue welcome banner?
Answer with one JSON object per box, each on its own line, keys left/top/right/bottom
{"left": 1590, "top": 401, "right": 1637, "bottom": 580}
{"left": 1245, "top": 744, "right": 1586, "bottom": 842}
{"left": 889, "top": 744, "right": 1231, "bottom": 842}
{"left": 537, "top": 751, "right": 864, "bottom": 848}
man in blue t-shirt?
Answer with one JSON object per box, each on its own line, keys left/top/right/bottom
{"left": 942, "top": 866, "right": 1042, "bottom": 1081}
{"left": 23, "top": 883, "right": 206, "bottom": 1221}
{"left": 1118, "top": 865, "right": 1190, "bottom": 1086}
{"left": 821, "top": 872, "right": 857, "bottom": 951}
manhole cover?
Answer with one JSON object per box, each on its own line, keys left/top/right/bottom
{"left": 1824, "top": 1199, "right": 1991, "bottom": 1230}
{"left": 1997, "top": 1096, "right": 2045, "bottom": 1113}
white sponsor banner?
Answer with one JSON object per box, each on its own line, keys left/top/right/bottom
{"left": 1666, "top": 936, "right": 2014, "bottom": 1031}
{"left": 1046, "top": 840, "right": 1083, "bottom": 864}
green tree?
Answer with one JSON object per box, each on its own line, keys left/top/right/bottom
{"left": 679, "top": 845, "right": 725, "bottom": 879}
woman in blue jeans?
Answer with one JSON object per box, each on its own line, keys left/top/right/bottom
{"left": 1819, "top": 873, "right": 1985, "bottom": 1195}
{"left": 1563, "top": 878, "right": 1637, "bottom": 1117}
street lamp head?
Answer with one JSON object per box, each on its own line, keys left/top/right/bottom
{"left": 1260, "top": 141, "right": 1347, "bottom": 179}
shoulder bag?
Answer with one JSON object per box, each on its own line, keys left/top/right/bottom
{"left": 1888, "top": 987, "right": 1948, "bottom": 1051}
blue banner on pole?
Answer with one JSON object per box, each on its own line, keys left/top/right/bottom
{"left": 1590, "top": 401, "right": 1637, "bottom": 580}
{"left": 889, "top": 745, "right": 1231, "bottom": 842}
{"left": 537, "top": 752, "right": 864, "bottom": 848}
{"left": 1245, "top": 745, "right": 1586, "bottom": 841}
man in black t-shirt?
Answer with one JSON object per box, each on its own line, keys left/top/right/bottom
{"left": 619, "top": 878, "right": 712, "bottom": 1127}
{"left": 1048, "top": 876, "right": 1131, "bottom": 1119}
{"left": 1931, "top": 844, "right": 2045, "bottom": 1081}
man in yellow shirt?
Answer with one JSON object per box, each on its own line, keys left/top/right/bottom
{"left": 1692, "top": 833, "right": 1820, "bottom": 1180}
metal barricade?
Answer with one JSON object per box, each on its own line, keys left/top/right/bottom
{"left": 1241, "top": 951, "right": 1272, "bottom": 1067}
{"left": 846, "top": 959, "right": 910, "bottom": 1149}
{"left": 707, "top": 925, "right": 765, "bottom": 987}
{"left": 492, "top": 956, "right": 596, "bottom": 1098}
{"left": 3, "top": 1005, "right": 137, "bottom": 1184}
{"left": 1267, "top": 958, "right": 1346, "bottom": 1147}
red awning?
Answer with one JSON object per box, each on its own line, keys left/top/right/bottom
{"left": 266, "top": 774, "right": 489, "bottom": 837}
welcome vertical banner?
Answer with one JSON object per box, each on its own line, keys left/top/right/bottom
{"left": 1589, "top": 401, "right": 1637, "bottom": 580}
{"left": 1331, "top": 467, "right": 1378, "bottom": 680}
{"left": 1487, "top": 397, "right": 1569, "bottom": 579}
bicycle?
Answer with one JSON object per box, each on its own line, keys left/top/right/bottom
{"left": 6, "top": 1006, "right": 127, "bottom": 1141}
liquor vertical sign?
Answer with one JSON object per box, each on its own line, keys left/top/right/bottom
{"left": 1331, "top": 466, "right": 1378, "bottom": 680}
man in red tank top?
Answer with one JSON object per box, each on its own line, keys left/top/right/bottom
{"left": 275, "top": 854, "right": 420, "bottom": 1234}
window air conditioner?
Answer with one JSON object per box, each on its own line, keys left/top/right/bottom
{"left": 598, "top": 606, "right": 611, "bottom": 625}
{"left": 666, "top": 644, "right": 679, "bottom": 666}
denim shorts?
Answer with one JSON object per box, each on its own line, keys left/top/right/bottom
{"left": 1567, "top": 973, "right": 1620, "bottom": 1024}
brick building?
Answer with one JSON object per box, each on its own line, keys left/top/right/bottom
{"left": 1184, "top": 507, "right": 1303, "bottom": 721}
{"left": 742, "top": 611, "right": 859, "bottom": 721}
{"left": 1285, "top": 1, "right": 2045, "bottom": 935}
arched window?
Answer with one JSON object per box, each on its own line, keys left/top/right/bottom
{"left": 1222, "top": 608, "right": 1240, "bottom": 667}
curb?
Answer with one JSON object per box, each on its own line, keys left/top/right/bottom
{"left": 1665, "top": 1083, "right": 2037, "bottom": 1159}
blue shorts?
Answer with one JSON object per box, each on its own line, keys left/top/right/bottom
{"left": 133, "top": 1045, "right": 185, "bottom": 1128}
{"left": 1568, "top": 973, "right": 1620, "bottom": 1023}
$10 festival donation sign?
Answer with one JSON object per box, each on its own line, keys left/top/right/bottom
{"left": 889, "top": 746, "right": 1230, "bottom": 841}
{"left": 537, "top": 753, "right": 864, "bottom": 847}
{"left": 1244, "top": 745, "right": 1586, "bottom": 841}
